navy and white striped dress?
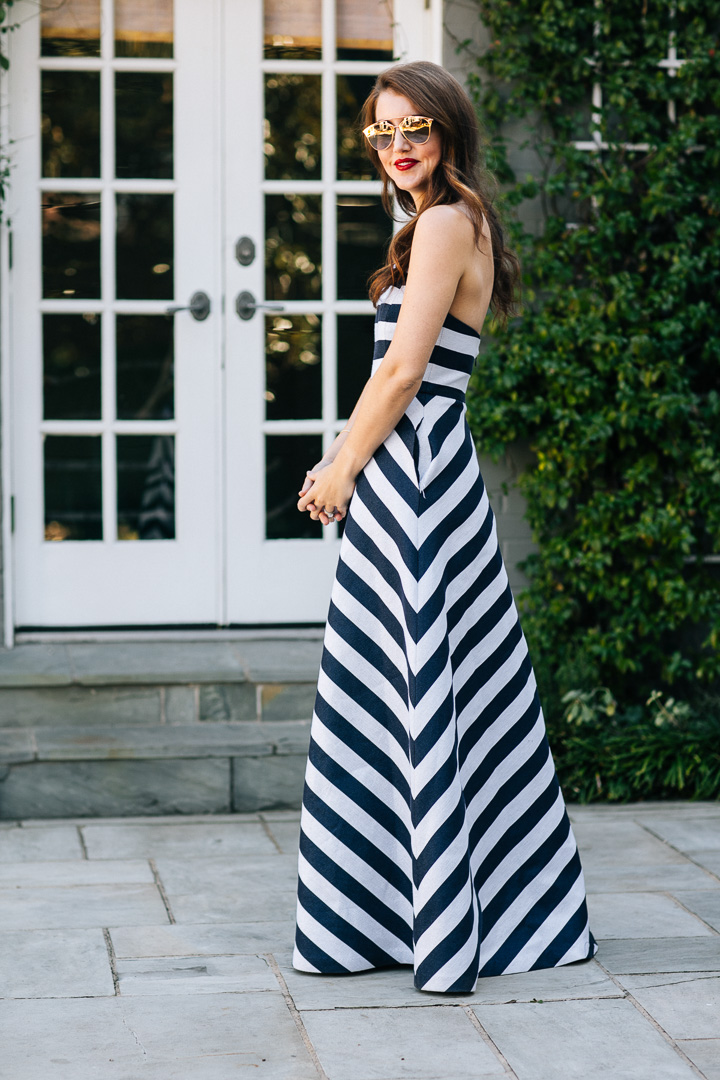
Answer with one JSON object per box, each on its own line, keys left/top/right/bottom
{"left": 293, "top": 284, "right": 597, "bottom": 993}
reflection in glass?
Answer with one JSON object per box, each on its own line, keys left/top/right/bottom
{"left": 117, "top": 435, "right": 175, "bottom": 540}
{"left": 116, "top": 73, "right": 173, "bottom": 179}
{"left": 42, "top": 193, "right": 101, "bottom": 300}
{"left": 44, "top": 435, "right": 102, "bottom": 541}
{"left": 337, "top": 74, "right": 376, "bottom": 181}
{"left": 42, "top": 71, "right": 100, "bottom": 179}
{"left": 266, "top": 435, "right": 323, "bottom": 539}
{"left": 116, "top": 194, "right": 173, "bottom": 300}
{"left": 266, "top": 315, "right": 321, "bottom": 420}
{"left": 336, "top": 0, "right": 393, "bottom": 61}
{"left": 264, "top": 0, "right": 321, "bottom": 59}
{"left": 115, "top": 0, "right": 173, "bottom": 58}
{"left": 266, "top": 194, "right": 322, "bottom": 301}
{"left": 41, "top": 0, "right": 101, "bottom": 57}
{"left": 264, "top": 74, "right": 321, "bottom": 181}
{"left": 44, "top": 314, "right": 101, "bottom": 420}
{"left": 337, "top": 196, "right": 390, "bottom": 300}
{"left": 116, "top": 316, "right": 174, "bottom": 420}
{"left": 337, "top": 315, "right": 373, "bottom": 419}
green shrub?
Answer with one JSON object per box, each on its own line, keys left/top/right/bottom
{"left": 464, "top": 1, "right": 720, "bottom": 717}
{"left": 550, "top": 688, "right": 720, "bottom": 802}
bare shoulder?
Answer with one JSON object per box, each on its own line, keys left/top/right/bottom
{"left": 413, "top": 203, "right": 476, "bottom": 249}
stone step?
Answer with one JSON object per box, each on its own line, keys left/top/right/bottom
{"left": 0, "top": 639, "right": 322, "bottom": 819}
{"left": 0, "top": 639, "right": 323, "bottom": 727}
{"left": 0, "top": 721, "right": 311, "bottom": 819}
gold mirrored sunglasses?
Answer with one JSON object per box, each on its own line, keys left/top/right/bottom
{"left": 362, "top": 116, "right": 434, "bottom": 151}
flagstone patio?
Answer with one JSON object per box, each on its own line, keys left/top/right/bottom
{"left": 0, "top": 801, "right": 718, "bottom": 1079}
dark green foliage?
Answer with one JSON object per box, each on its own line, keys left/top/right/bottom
{"left": 464, "top": 1, "right": 720, "bottom": 724}
{"left": 552, "top": 689, "right": 720, "bottom": 802}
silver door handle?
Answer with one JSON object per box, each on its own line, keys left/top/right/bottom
{"left": 165, "top": 291, "right": 211, "bottom": 321}
{"left": 235, "top": 291, "right": 285, "bottom": 321}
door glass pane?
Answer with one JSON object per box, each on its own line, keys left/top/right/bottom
{"left": 265, "top": 194, "right": 322, "bottom": 301}
{"left": 264, "top": 0, "right": 321, "bottom": 59}
{"left": 116, "top": 194, "right": 173, "bottom": 300}
{"left": 42, "top": 193, "right": 101, "bottom": 300}
{"left": 41, "top": 0, "right": 101, "bottom": 58}
{"left": 116, "top": 73, "right": 173, "bottom": 179}
{"left": 337, "top": 196, "right": 389, "bottom": 300}
{"left": 44, "top": 314, "right": 101, "bottom": 420}
{"left": 336, "top": 0, "right": 394, "bottom": 61}
{"left": 115, "top": 0, "right": 174, "bottom": 58}
{"left": 337, "top": 74, "right": 376, "bottom": 181}
{"left": 117, "top": 435, "right": 175, "bottom": 540}
{"left": 266, "top": 314, "right": 321, "bottom": 420}
{"left": 337, "top": 314, "right": 373, "bottom": 419}
{"left": 44, "top": 435, "right": 102, "bottom": 541}
{"left": 117, "top": 317, "right": 174, "bottom": 420}
{"left": 264, "top": 75, "right": 321, "bottom": 181}
{"left": 266, "top": 435, "right": 323, "bottom": 539}
{"left": 42, "top": 72, "right": 100, "bottom": 179}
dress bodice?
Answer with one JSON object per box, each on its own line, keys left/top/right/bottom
{"left": 372, "top": 284, "right": 481, "bottom": 400}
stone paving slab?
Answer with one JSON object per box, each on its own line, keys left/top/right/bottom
{"left": 689, "top": 851, "right": 720, "bottom": 877}
{"left": 157, "top": 855, "right": 298, "bottom": 924}
{"left": 110, "top": 921, "right": 297, "bottom": 958}
{"left": 584, "top": 862, "right": 719, "bottom": 893}
{"left": 567, "top": 802, "right": 720, "bottom": 818}
{"left": 587, "top": 891, "right": 714, "bottom": 939}
{"left": 82, "top": 820, "right": 278, "bottom": 859}
{"left": 641, "top": 816, "right": 720, "bottom": 852}
{"left": 0, "top": 685, "right": 163, "bottom": 728}
{"left": 0, "top": 883, "right": 169, "bottom": 930}
{"left": 570, "top": 819, "right": 689, "bottom": 866}
{"left": 237, "top": 639, "right": 323, "bottom": 684}
{"left": 263, "top": 818, "right": 301, "bottom": 854}
{"left": 677, "top": 1040, "right": 720, "bottom": 1080}
{"left": 302, "top": 1005, "right": 505, "bottom": 1079}
{"left": 0, "top": 645, "right": 73, "bottom": 687}
{"left": 0, "top": 759, "right": 231, "bottom": 819}
{"left": 0, "top": 993, "right": 318, "bottom": 1080}
{"left": 115, "top": 954, "right": 278, "bottom": 996}
{"left": 0, "top": 858, "right": 154, "bottom": 887}
{"left": 473, "top": 997, "right": 700, "bottom": 1080}
{"left": 674, "top": 891, "right": 720, "bottom": 933}
{"left": 0, "top": 824, "right": 83, "bottom": 861}
{"left": 31, "top": 722, "right": 274, "bottom": 760}
{"left": 232, "top": 753, "right": 306, "bottom": 812}
{"left": 0, "top": 927, "right": 114, "bottom": 998}
{"left": 68, "top": 642, "right": 249, "bottom": 685}
{"left": 598, "top": 937, "right": 720, "bottom": 974}
{"left": 617, "top": 973, "right": 720, "bottom": 1040}
{"left": 0, "top": 639, "right": 324, "bottom": 689}
{"left": 0, "top": 728, "right": 36, "bottom": 762}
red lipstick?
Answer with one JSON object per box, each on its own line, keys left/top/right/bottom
{"left": 395, "top": 158, "right": 418, "bottom": 171}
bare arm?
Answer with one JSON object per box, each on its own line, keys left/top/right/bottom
{"left": 298, "top": 206, "right": 476, "bottom": 521}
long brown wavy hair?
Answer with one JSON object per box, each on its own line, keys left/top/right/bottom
{"left": 361, "top": 61, "right": 520, "bottom": 323}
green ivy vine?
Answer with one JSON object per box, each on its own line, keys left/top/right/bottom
{"left": 462, "top": 1, "right": 720, "bottom": 722}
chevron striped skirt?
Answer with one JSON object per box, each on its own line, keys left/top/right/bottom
{"left": 293, "top": 393, "right": 597, "bottom": 993}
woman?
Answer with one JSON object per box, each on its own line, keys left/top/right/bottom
{"left": 293, "top": 61, "right": 597, "bottom": 994}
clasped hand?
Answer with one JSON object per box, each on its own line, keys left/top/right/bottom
{"left": 297, "top": 460, "right": 356, "bottom": 527}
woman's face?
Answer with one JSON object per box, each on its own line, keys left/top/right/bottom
{"left": 373, "top": 90, "right": 442, "bottom": 209}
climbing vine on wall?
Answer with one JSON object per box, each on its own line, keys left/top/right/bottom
{"left": 463, "top": 1, "right": 720, "bottom": 715}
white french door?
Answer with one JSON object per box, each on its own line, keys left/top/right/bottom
{"left": 10, "top": 0, "right": 223, "bottom": 626}
{"left": 7, "top": 0, "right": 436, "bottom": 630}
